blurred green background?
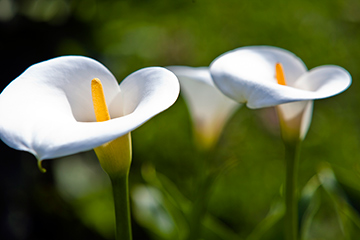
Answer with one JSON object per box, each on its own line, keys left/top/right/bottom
{"left": 1, "top": 0, "right": 360, "bottom": 239}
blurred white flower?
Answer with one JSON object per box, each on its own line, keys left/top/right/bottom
{"left": 167, "top": 66, "right": 240, "bottom": 149}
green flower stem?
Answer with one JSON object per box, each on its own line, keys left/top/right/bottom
{"left": 110, "top": 174, "right": 132, "bottom": 240}
{"left": 94, "top": 133, "right": 133, "bottom": 240}
{"left": 284, "top": 142, "right": 301, "bottom": 240}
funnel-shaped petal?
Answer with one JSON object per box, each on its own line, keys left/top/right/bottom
{"left": 0, "top": 56, "right": 180, "bottom": 160}
{"left": 167, "top": 66, "right": 240, "bottom": 149}
{"left": 210, "top": 46, "right": 351, "bottom": 141}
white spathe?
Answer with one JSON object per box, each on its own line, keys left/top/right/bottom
{"left": 0, "top": 56, "right": 180, "bottom": 160}
{"left": 167, "top": 66, "right": 240, "bottom": 149}
{"left": 210, "top": 46, "right": 351, "bottom": 141}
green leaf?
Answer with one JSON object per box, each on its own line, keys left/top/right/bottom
{"left": 137, "top": 164, "right": 242, "bottom": 240}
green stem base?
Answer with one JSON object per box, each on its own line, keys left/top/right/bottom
{"left": 284, "top": 143, "right": 301, "bottom": 240}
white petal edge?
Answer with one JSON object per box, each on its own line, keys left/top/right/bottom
{"left": 293, "top": 65, "right": 352, "bottom": 98}
{"left": 0, "top": 56, "right": 180, "bottom": 160}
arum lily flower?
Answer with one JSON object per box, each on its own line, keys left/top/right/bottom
{"left": 0, "top": 56, "right": 180, "bottom": 161}
{"left": 210, "top": 46, "right": 351, "bottom": 240}
{"left": 0, "top": 56, "right": 179, "bottom": 240}
{"left": 167, "top": 66, "right": 240, "bottom": 150}
{"left": 210, "top": 46, "right": 351, "bottom": 143}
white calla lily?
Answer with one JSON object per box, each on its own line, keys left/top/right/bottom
{"left": 167, "top": 66, "right": 240, "bottom": 149}
{"left": 0, "top": 56, "right": 180, "bottom": 160}
{"left": 210, "top": 46, "right": 351, "bottom": 142}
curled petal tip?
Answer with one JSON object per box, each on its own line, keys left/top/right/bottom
{"left": 38, "top": 160, "right": 47, "bottom": 173}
